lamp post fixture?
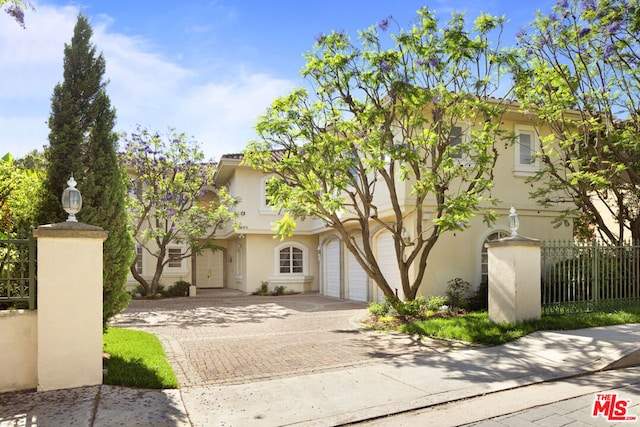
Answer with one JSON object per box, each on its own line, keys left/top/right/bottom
{"left": 62, "top": 176, "right": 82, "bottom": 222}
{"left": 509, "top": 206, "right": 520, "bottom": 237}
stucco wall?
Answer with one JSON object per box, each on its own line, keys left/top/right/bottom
{"left": 230, "top": 234, "right": 319, "bottom": 294}
{"left": 0, "top": 310, "right": 37, "bottom": 393}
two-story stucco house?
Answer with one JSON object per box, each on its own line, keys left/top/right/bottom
{"left": 128, "top": 106, "right": 574, "bottom": 302}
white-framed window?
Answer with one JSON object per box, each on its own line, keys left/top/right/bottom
{"left": 514, "top": 124, "right": 540, "bottom": 175}
{"left": 280, "top": 246, "right": 303, "bottom": 274}
{"left": 134, "top": 180, "right": 143, "bottom": 200}
{"left": 134, "top": 244, "right": 144, "bottom": 274}
{"left": 260, "top": 175, "right": 278, "bottom": 214}
{"left": 166, "top": 245, "right": 188, "bottom": 272}
{"left": 274, "top": 242, "right": 308, "bottom": 275}
{"left": 449, "top": 125, "right": 464, "bottom": 159}
{"left": 447, "top": 123, "right": 473, "bottom": 165}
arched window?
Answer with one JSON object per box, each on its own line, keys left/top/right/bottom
{"left": 279, "top": 246, "right": 303, "bottom": 274}
{"left": 480, "top": 230, "right": 509, "bottom": 285}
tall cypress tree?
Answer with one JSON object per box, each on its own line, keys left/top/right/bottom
{"left": 39, "top": 14, "right": 133, "bottom": 329}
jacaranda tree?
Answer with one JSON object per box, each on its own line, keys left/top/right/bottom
{"left": 244, "top": 7, "right": 517, "bottom": 306}
{"left": 120, "top": 127, "right": 237, "bottom": 296}
{"left": 514, "top": 0, "right": 640, "bottom": 243}
{"left": 2, "top": 0, "right": 33, "bottom": 28}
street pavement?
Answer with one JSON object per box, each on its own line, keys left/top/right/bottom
{"left": 1, "top": 291, "right": 639, "bottom": 426}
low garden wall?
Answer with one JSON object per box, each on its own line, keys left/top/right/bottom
{"left": 0, "top": 310, "right": 37, "bottom": 393}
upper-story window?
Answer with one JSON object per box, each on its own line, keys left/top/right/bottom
{"left": 514, "top": 124, "right": 540, "bottom": 175}
{"left": 260, "top": 175, "right": 278, "bottom": 214}
{"left": 449, "top": 125, "right": 464, "bottom": 159}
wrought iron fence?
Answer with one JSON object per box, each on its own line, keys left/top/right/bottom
{"left": 0, "top": 229, "right": 36, "bottom": 309}
{"left": 541, "top": 240, "right": 640, "bottom": 314}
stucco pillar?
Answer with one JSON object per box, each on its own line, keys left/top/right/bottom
{"left": 33, "top": 222, "right": 107, "bottom": 391}
{"left": 486, "top": 236, "right": 542, "bottom": 324}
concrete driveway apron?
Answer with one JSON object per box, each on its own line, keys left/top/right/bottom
{"left": 111, "top": 292, "right": 462, "bottom": 387}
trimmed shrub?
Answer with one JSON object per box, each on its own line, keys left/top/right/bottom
{"left": 167, "top": 280, "right": 190, "bottom": 297}
{"left": 446, "top": 278, "right": 471, "bottom": 309}
{"left": 426, "top": 295, "right": 449, "bottom": 312}
{"left": 368, "top": 298, "right": 393, "bottom": 317}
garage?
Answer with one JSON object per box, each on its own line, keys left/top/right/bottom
{"left": 347, "top": 237, "right": 368, "bottom": 302}
{"left": 375, "top": 231, "right": 404, "bottom": 302}
{"left": 323, "top": 238, "right": 341, "bottom": 298}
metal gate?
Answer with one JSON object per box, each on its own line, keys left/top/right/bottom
{"left": 0, "top": 229, "right": 36, "bottom": 309}
{"left": 541, "top": 240, "right": 640, "bottom": 314}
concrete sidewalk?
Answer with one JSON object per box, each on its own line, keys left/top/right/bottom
{"left": 1, "top": 323, "right": 639, "bottom": 426}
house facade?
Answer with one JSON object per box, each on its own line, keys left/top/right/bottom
{"left": 128, "top": 107, "right": 574, "bottom": 302}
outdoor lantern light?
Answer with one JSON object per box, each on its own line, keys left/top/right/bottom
{"left": 62, "top": 176, "right": 82, "bottom": 222}
{"left": 509, "top": 206, "right": 520, "bottom": 237}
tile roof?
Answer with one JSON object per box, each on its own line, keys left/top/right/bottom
{"left": 221, "top": 149, "right": 288, "bottom": 163}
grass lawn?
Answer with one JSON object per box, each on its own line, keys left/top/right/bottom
{"left": 103, "top": 327, "right": 179, "bottom": 389}
{"left": 398, "top": 307, "right": 640, "bottom": 346}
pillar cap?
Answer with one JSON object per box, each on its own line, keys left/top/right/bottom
{"left": 485, "top": 235, "right": 541, "bottom": 248}
{"left": 33, "top": 222, "right": 108, "bottom": 240}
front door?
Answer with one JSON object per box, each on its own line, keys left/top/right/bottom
{"left": 196, "top": 249, "right": 225, "bottom": 288}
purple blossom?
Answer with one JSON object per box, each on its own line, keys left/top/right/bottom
{"left": 579, "top": 27, "right": 591, "bottom": 37}
{"left": 5, "top": 4, "right": 26, "bottom": 28}
{"left": 428, "top": 57, "right": 439, "bottom": 67}
{"left": 556, "top": 0, "right": 569, "bottom": 9}
{"left": 581, "top": 0, "right": 596, "bottom": 10}
{"left": 380, "top": 61, "right": 391, "bottom": 72}
{"left": 515, "top": 27, "right": 526, "bottom": 40}
{"left": 432, "top": 94, "right": 443, "bottom": 104}
{"left": 549, "top": 13, "right": 559, "bottom": 23}
{"left": 604, "top": 43, "right": 615, "bottom": 59}
{"left": 378, "top": 15, "right": 392, "bottom": 32}
{"left": 606, "top": 20, "right": 623, "bottom": 34}
{"left": 417, "top": 59, "right": 427, "bottom": 66}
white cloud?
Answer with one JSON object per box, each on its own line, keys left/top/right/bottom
{"left": 0, "top": 2, "right": 295, "bottom": 161}
{"left": 171, "top": 72, "right": 294, "bottom": 158}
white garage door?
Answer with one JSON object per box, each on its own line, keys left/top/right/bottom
{"left": 324, "top": 239, "right": 341, "bottom": 298}
{"left": 347, "top": 237, "right": 368, "bottom": 302}
{"left": 376, "top": 232, "right": 404, "bottom": 302}
{"left": 196, "top": 250, "right": 224, "bottom": 288}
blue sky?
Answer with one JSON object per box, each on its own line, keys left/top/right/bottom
{"left": 0, "top": 0, "right": 556, "bottom": 161}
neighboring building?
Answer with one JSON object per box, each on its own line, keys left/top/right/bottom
{"left": 128, "top": 107, "right": 574, "bottom": 302}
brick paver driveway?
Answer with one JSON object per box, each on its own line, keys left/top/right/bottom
{"left": 112, "top": 291, "right": 458, "bottom": 387}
